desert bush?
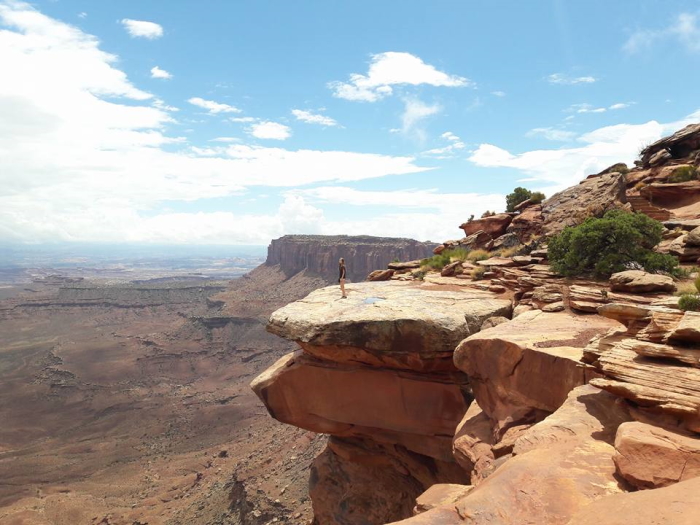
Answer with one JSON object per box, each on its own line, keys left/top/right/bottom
{"left": 506, "top": 187, "right": 546, "bottom": 212}
{"left": 466, "top": 249, "right": 490, "bottom": 262}
{"left": 667, "top": 166, "right": 698, "bottom": 183}
{"left": 548, "top": 210, "right": 680, "bottom": 278}
{"left": 696, "top": 274, "right": 700, "bottom": 292}
{"left": 472, "top": 266, "right": 486, "bottom": 280}
{"left": 412, "top": 269, "right": 426, "bottom": 281}
{"left": 481, "top": 210, "right": 496, "bottom": 218}
{"left": 678, "top": 293, "right": 700, "bottom": 311}
{"left": 633, "top": 180, "right": 648, "bottom": 191}
{"left": 494, "top": 246, "right": 520, "bottom": 258}
{"left": 421, "top": 248, "right": 469, "bottom": 271}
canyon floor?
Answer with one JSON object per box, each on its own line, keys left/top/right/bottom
{"left": 0, "top": 265, "right": 328, "bottom": 525}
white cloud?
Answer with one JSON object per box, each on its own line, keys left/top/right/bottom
{"left": 470, "top": 110, "right": 700, "bottom": 192}
{"left": 78, "top": 12, "right": 87, "bottom": 19}
{"left": 547, "top": 73, "right": 597, "bottom": 85}
{"left": 567, "top": 102, "right": 634, "bottom": 115}
{"left": 423, "top": 131, "right": 466, "bottom": 157}
{"left": 231, "top": 116, "right": 256, "bottom": 123}
{"left": 329, "top": 51, "right": 470, "bottom": 102}
{"left": 188, "top": 97, "right": 241, "bottom": 114}
{"left": 248, "top": 121, "right": 291, "bottom": 140}
{"left": 625, "top": 13, "right": 700, "bottom": 54}
{"left": 526, "top": 127, "right": 577, "bottom": 141}
{"left": 0, "top": 2, "right": 433, "bottom": 244}
{"left": 152, "top": 98, "right": 178, "bottom": 112}
{"left": 609, "top": 102, "right": 632, "bottom": 110}
{"left": 400, "top": 97, "right": 441, "bottom": 142}
{"left": 150, "top": 66, "right": 172, "bottom": 80}
{"left": 291, "top": 109, "right": 338, "bottom": 126}
{"left": 210, "top": 137, "right": 240, "bottom": 143}
{"left": 120, "top": 19, "right": 163, "bottom": 40}
{"left": 491, "top": 90, "right": 506, "bottom": 97}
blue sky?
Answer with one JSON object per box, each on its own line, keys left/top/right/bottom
{"left": 1, "top": 0, "right": 700, "bottom": 245}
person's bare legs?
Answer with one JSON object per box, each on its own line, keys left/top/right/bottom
{"left": 340, "top": 278, "right": 346, "bottom": 298}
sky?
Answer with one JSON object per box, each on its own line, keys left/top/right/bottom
{"left": 1, "top": 0, "right": 700, "bottom": 246}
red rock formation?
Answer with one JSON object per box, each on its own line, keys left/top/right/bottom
{"left": 266, "top": 235, "right": 434, "bottom": 282}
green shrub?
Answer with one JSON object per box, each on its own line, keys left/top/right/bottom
{"left": 667, "top": 166, "right": 698, "bottom": 183}
{"left": 472, "top": 266, "right": 486, "bottom": 280}
{"left": 481, "top": 210, "right": 496, "bottom": 218}
{"left": 678, "top": 293, "right": 700, "bottom": 311}
{"left": 548, "top": 210, "right": 679, "bottom": 278}
{"left": 695, "top": 275, "right": 700, "bottom": 293}
{"left": 421, "top": 248, "right": 469, "bottom": 271}
{"left": 506, "top": 187, "right": 546, "bottom": 212}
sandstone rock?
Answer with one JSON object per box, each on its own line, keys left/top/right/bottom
{"left": 641, "top": 122, "right": 700, "bottom": 167}
{"left": 267, "top": 281, "right": 512, "bottom": 372}
{"left": 490, "top": 232, "right": 521, "bottom": 251}
{"left": 513, "top": 385, "right": 630, "bottom": 455}
{"left": 648, "top": 148, "right": 672, "bottom": 166}
{"left": 664, "top": 218, "right": 700, "bottom": 231}
{"left": 432, "top": 244, "right": 446, "bottom": 255}
{"left": 505, "top": 204, "right": 543, "bottom": 242}
{"left": 251, "top": 352, "right": 470, "bottom": 460}
{"left": 542, "top": 301, "right": 565, "bottom": 312}
{"left": 367, "top": 269, "right": 394, "bottom": 281}
{"left": 487, "top": 284, "right": 506, "bottom": 294}
{"left": 440, "top": 261, "right": 462, "bottom": 277}
{"left": 413, "top": 484, "right": 472, "bottom": 515}
{"left": 454, "top": 310, "right": 620, "bottom": 432}
{"left": 609, "top": 270, "right": 676, "bottom": 293}
{"left": 668, "top": 233, "right": 700, "bottom": 262}
{"left": 512, "top": 255, "right": 539, "bottom": 265}
{"left": 531, "top": 284, "right": 563, "bottom": 309}
{"left": 388, "top": 260, "right": 422, "bottom": 270}
{"left": 452, "top": 402, "right": 496, "bottom": 482}
{"left": 686, "top": 226, "right": 700, "bottom": 246}
{"left": 480, "top": 316, "right": 509, "bottom": 330}
{"left": 640, "top": 180, "right": 700, "bottom": 209}
{"left": 512, "top": 304, "right": 533, "bottom": 317}
{"left": 310, "top": 437, "right": 468, "bottom": 525}
{"left": 476, "top": 257, "right": 515, "bottom": 267}
{"left": 541, "top": 172, "right": 627, "bottom": 236}
{"left": 460, "top": 213, "right": 513, "bottom": 237}
{"left": 613, "top": 421, "right": 700, "bottom": 489}
{"left": 566, "top": 476, "right": 700, "bottom": 525}
{"left": 459, "top": 230, "right": 493, "bottom": 250}
{"left": 669, "top": 311, "right": 700, "bottom": 343}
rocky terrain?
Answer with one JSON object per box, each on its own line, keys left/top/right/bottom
{"left": 266, "top": 235, "right": 434, "bottom": 282}
{"left": 0, "top": 234, "right": 430, "bottom": 525}
{"left": 255, "top": 123, "right": 700, "bottom": 524}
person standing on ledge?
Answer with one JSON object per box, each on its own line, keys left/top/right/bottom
{"left": 339, "top": 257, "right": 347, "bottom": 298}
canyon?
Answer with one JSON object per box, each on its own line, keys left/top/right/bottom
{"left": 0, "top": 236, "right": 427, "bottom": 524}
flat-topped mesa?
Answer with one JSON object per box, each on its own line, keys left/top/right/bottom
{"left": 265, "top": 234, "right": 435, "bottom": 282}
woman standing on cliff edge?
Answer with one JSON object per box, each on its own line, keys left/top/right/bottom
{"left": 339, "top": 258, "right": 347, "bottom": 298}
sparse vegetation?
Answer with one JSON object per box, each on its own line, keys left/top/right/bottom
{"left": 466, "top": 249, "right": 490, "bottom": 262}
{"left": 548, "top": 210, "right": 680, "bottom": 278}
{"left": 421, "top": 248, "right": 469, "bottom": 271}
{"left": 633, "top": 180, "right": 648, "bottom": 191}
{"left": 481, "top": 210, "right": 496, "bottom": 218}
{"left": 667, "top": 165, "right": 698, "bottom": 183}
{"left": 679, "top": 293, "right": 700, "bottom": 311}
{"left": 505, "top": 187, "right": 546, "bottom": 212}
{"left": 471, "top": 266, "right": 486, "bottom": 280}
{"left": 494, "top": 246, "right": 520, "bottom": 258}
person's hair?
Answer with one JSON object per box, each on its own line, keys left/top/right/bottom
{"left": 339, "top": 258, "right": 345, "bottom": 265}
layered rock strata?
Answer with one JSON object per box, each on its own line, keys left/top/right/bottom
{"left": 253, "top": 281, "right": 512, "bottom": 523}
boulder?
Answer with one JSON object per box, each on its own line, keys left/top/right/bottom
{"left": 506, "top": 204, "right": 543, "bottom": 242}
{"left": 686, "top": 226, "right": 700, "bottom": 246}
{"left": 566, "top": 476, "right": 700, "bottom": 525}
{"left": 609, "top": 270, "right": 676, "bottom": 293}
{"left": 480, "top": 316, "right": 509, "bottom": 330}
{"left": 460, "top": 213, "right": 513, "bottom": 238}
{"left": 267, "top": 281, "right": 512, "bottom": 371}
{"left": 669, "top": 311, "right": 700, "bottom": 344}
{"left": 452, "top": 402, "right": 496, "bottom": 482}
{"left": 640, "top": 123, "right": 700, "bottom": 167}
{"left": 490, "top": 232, "right": 521, "bottom": 251}
{"left": 540, "top": 172, "right": 627, "bottom": 236}
{"left": 388, "top": 260, "right": 422, "bottom": 270}
{"left": 367, "top": 269, "right": 394, "bottom": 281}
{"left": 454, "top": 310, "right": 621, "bottom": 432}
{"left": 440, "top": 260, "right": 462, "bottom": 277}
{"left": 251, "top": 352, "right": 470, "bottom": 460}
{"left": 613, "top": 421, "right": 700, "bottom": 489}
{"left": 476, "top": 257, "right": 515, "bottom": 267}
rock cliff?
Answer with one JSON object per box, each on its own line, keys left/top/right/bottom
{"left": 253, "top": 122, "right": 700, "bottom": 525}
{"left": 266, "top": 235, "right": 435, "bottom": 282}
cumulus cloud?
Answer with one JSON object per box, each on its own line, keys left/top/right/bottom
{"left": 248, "top": 121, "right": 291, "bottom": 140}
{"left": 422, "top": 131, "right": 466, "bottom": 157}
{"left": 470, "top": 110, "right": 700, "bottom": 191}
{"left": 329, "top": 51, "right": 470, "bottom": 102}
{"left": 120, "top": 18, "right": 163, "bottom": 39}
{"left": 291, "top": 109, "right": 338, "bottom": 126}
{"left": 547, "top": 73, "right": 597, "bottom": 85}
{"left": 188, "top": 97, "right": 241, "bottom": 114}
{"left": 0, "top": 2, "right": 432, "bottom": 244}
{"left": 625, "top": 12, "right": 700, "bottom": 54}
{"left": 150, "top": 66, "right": 172, "bottom": 79}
